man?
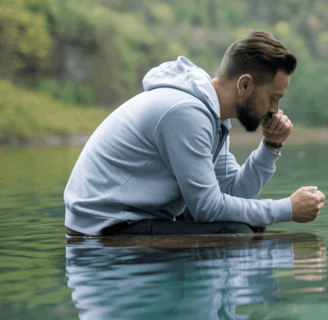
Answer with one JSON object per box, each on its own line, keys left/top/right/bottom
{"left": 64, "top": 30, "right": 325, "bottom": 236}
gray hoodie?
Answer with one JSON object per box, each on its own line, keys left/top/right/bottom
{"left": 64, "top": 56, "right": 292, "bottom": 236}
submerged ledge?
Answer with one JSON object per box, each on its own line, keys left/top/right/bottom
{"left": 66, "top": 232, "right": 321, "bottom": 250}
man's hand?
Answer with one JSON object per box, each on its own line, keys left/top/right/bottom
{"left": 290, "top": 186, "right": 325, "bottom": 223}
{"left": 261, "top": 110, "right": 293, "bottom": 144}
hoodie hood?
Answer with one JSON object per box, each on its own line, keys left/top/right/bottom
{"left": 143, "top": 56, "right": 231, "bottom": 129}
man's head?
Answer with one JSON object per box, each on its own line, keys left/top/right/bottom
{"left": 216, "top": 30, "right": 297, "bottom": 132}
{"left": 217, "top": 30, "right": 297, "bottom": 85}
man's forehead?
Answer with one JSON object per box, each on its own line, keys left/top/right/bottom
{"left": 266, "top": 70, "right": 290, "bottom": 94}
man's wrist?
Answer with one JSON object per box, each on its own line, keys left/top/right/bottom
{"left": 263, "top": 139, "right": 283, "bottom": 153}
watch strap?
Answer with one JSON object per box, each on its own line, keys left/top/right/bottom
{"left": 263, "top": 140, "right": 283, "bottom": 149}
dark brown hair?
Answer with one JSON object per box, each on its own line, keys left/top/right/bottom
{"left": 217, "top": 30, "right": 297, "bottom": 85}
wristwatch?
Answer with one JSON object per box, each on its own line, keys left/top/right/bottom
{"left": 263, "top": 139, "right": 283, "bottom": 153}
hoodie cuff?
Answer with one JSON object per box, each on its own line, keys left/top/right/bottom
{"left": 253, "top": 139, "right": 281, "bottom": 168}
{"left": 273, "top": 197, "right": 292, "bottom": 223}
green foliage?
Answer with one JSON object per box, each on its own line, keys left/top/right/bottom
{"left": 45, "top": 0, "right": 166, "bottom": 97}
{"left": 2, "top": 0, "right": 328, "bottom": 137}
{"left": 0, "top": 0, "right": 53, "bottom": 71}
{"left": 37, "top": 78, "right": 95, "bottom": 108}
{"left": 49, "top": 0, "right": 102, "bottom": 40}
{"left": 0, "top": 79, "right": 107, "bottom": 138}
{"left": 149, "top": 2, "right": 174, "bottom": 23}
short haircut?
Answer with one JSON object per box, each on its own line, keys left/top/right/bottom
{"left": 217, "top": 30, "right": 297, "bottom": 85}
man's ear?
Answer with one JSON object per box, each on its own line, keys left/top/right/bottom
{"left": 236, "top": 74, "right": 254, "bottom": 97}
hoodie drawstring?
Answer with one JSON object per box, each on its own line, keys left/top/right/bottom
{"left": 226, "top": 140, "right": 228, "bottom": 181}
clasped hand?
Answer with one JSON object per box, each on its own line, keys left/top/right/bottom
{"left": 261, "top": 109, "right": 293, "bottom": 144}
{"left": 260, "top": 111, "right": 326, "bottom": 223}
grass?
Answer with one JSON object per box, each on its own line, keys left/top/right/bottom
{"left": 0, "top": 79, "right": 108, "bottom": 139}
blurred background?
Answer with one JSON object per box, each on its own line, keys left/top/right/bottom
{"left": 1, "top": 0, "right": 328, "bottom": 145}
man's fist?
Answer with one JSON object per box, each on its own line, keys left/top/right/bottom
{"left": 290, "top": 186, "right": 325, "bottom": 223}
{"left": 261, "top": 109, "right": 293, "bottom": 144}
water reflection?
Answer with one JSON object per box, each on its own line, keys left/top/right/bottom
{"left": 65, "top": 233, "right": 326, "bottom": 320}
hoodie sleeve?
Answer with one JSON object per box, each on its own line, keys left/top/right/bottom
{"left": 215, "top": 136, "right": 283, "bottom": 199}
{"left": 153, "top": 104, "right": 292, "bottom": 226}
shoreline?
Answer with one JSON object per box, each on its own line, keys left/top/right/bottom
{"left": 1, "top": 129, "right": 328, "bottom": 148}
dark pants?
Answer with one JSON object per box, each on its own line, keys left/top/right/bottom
{"left": 102, "top": 208, "right": 266, "bottom": 236}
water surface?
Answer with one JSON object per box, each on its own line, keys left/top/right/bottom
{"left": 1, "top": 143, "right": 327, "bottom": 319}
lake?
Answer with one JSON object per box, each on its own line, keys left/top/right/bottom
{"left": 1, "top": 142, "right": 327, "bottom": 319}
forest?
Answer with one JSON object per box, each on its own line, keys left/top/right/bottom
{"left": 1, "top": 0, "right": 328, "bottom": 139}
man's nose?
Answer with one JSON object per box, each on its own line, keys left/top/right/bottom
{"left": 270, "top": 105, "right": 279, "bottom": 115}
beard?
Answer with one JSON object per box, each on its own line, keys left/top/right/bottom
{"left": 236, "top": 92, "right": 262, "bottom": 132}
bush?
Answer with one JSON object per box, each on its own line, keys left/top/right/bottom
{"left": 0, "top": 0, "right": 54, "bottom": 73}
